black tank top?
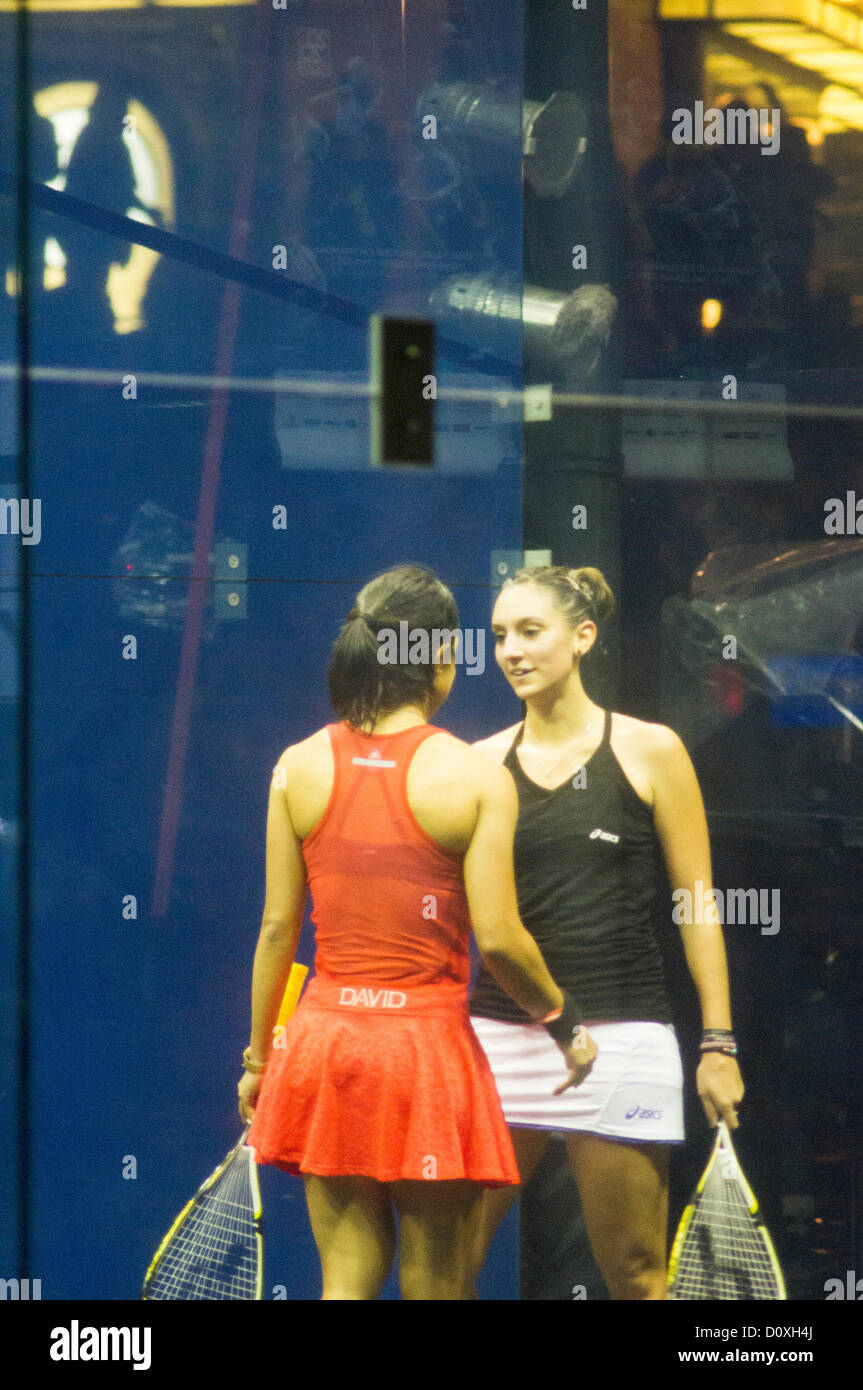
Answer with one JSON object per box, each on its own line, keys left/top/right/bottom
{"left": 469, "top": 709, "right": 672, "bottom": 1025}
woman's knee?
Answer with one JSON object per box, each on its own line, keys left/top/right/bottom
{"left": 597, "top": 1237, "right": 668, "bottom": 1300}
{"left": 399, "top": 1259, "right": 472, "bottom": 1301}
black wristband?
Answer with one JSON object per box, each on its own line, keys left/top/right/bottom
{"left": 542, "top": 991, "right": 582, "bottom": 1047}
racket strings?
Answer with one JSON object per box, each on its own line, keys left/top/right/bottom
{"left": 670, "top": 1163, "right": 782, "bottom": 1300}
{"left": 145, "top": 1145, "right": 260, "bottom": 1300}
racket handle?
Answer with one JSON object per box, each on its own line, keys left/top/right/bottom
{"left": 276, "top": 962, "right": 309, "bottom": 1028}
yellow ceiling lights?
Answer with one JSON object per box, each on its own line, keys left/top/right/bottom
{"left": 660, "top": 3, "right": 863, "bottom": 25}
{"left": 662, "top": 3, "right": 863, "bottom": 132}
{"left": 727, "top": 23, "right": 863, "bottom": 84}
{"left": 725, "top": 19, "right": 863, "bottom": 130}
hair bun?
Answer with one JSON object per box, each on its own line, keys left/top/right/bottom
{"left": 567, "top": 567, "right": 615, "bottom": 624}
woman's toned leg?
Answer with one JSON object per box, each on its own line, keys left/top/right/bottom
{"left": 564, "top": 1133, "right": 670, "bottom": 1300}
{"left": 303, "top": 1174, "right": 397, "bottom": 1300}
{"left": 469, "top": 1126, "right": 551, "bottom": 1294}
{"left": 390, "top": 1179, "right": 483, "bottom": 1301}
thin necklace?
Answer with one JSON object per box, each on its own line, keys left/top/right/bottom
{"left": 523, "top": 711, "right": 598, "bottom": 780}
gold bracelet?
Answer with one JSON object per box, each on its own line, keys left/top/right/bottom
{"left": 242, "top": 1047, "right": 267, "bottom": 1074}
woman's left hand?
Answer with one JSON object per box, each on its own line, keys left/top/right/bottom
{"left": 238, "top": 1069, "right": 263, "bottom": 1123}
{"left": 696, "top": 1052, "right": 744, "bottom": 1130}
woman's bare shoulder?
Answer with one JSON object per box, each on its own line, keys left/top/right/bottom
{"left": 274, "top": 726, "right": 332, "bottom": 771}
{"left": 611, "top": 711, "right": 686, "bottom": 757}
{"left": 471, "top": 723, "right": 522, "bottom": 765}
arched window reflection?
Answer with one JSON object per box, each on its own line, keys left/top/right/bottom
{"left": 32, "top": 82, "right": 175, "bottom": 334}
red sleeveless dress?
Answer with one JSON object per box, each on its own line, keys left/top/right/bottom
{"left": 247, "top": 721, "right": 520, "bottom": 1186}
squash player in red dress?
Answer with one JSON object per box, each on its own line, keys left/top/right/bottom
{"left": 237, "top": 564, "right": 596, "bottom": 1300}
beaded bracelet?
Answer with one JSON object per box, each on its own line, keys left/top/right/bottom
{"left": 700, "top": 1025, "right": 737, "bottom": 1058}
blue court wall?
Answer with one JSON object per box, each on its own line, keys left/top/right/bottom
{"left": 1, "top": 0, "right": 527, "bottom": 1299}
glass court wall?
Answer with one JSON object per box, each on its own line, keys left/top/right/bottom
{"left": 3, "top": 0, "right": 525, "bottom": 1300}
{"left": 2, "top": 0, "right": 862, "bottom": 1306}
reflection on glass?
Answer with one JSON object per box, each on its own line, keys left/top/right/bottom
{"left": 1, "top": 0, "right": 859, "bottom": 1308}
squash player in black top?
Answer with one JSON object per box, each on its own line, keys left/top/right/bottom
{"left": 468, "top": 565, "right": 744, "bottom": 1300}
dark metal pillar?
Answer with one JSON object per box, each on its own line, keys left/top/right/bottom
{"left": 519, "top": 0, "right": 624, "bottom": 1297}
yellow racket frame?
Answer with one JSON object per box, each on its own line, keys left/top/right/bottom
{"left": 668, "top": 1122, "right": 787, "bottom": 1299}
{"left": 142, "top": 961, "right": 309, "bottom": 1299}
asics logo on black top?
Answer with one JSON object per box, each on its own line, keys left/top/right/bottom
{"left": 470, "top": 709, "right": 671, "bottom": 1028}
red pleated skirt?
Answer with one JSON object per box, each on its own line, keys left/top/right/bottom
{"left": 246, "top": 975, "right": 520, "bottom": 1186}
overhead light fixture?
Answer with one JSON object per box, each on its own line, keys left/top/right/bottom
{"left": 416, "top": 82, "right": 588, "bottom": 199}
{"left": 428, "top": 273, "right": 617, "bottom": 379}
{"left": 523, "top": 92, "right": 589, "bottom": 198}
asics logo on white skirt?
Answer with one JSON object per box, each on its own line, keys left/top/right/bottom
{"left": 625, "top": 1105, "right": 663, "bottom": 1120}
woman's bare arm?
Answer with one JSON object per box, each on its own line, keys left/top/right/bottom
{"left": 648, "top": 725, "right": 744, "bottom": 1127}
{"left": 247, "top": 749, "right": 307, "bottom": 1063}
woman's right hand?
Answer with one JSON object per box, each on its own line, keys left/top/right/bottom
{"left": 553, "top": 1026, "right": 597, "bottom": 1094}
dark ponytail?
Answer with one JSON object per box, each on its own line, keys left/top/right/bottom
{"left": 328, "top": 564, "right": 460, "bottom": 731}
